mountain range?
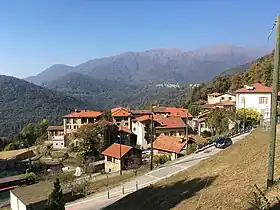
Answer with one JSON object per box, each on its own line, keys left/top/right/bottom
{"left": 0, "top": 45, "right": 272, "bottom": 137}
{"left": 0, "top": 75, "right": 88, "bottom": 137}
{"left": 25, "top": 45, "right": 270, "bottom": 86}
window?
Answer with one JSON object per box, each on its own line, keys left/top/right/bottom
{"left": 81, "top": 118, "right": 87, "bottom": 124}
{"left": 107, "top": 156, "right": 112, "bottom": 162}
{"left": 164, "top": 133, "right": 168, "bottom": 136}
{"left": 259, "top": 97, "right": 268, "bottom": 104}
{"left": 125, "top": 122, "right": 129, "bottom": 126}
{"left": 133, "top": 127, "right": 136, "bottom": 131}
{"left": 73, "top": 118, "right": 78, "bottom": 124}
{"left": 170, "top": 132, "right": 174, "bottom": 136}
{"left": 179, "top": 132, "right": 183, "bottom": 136}
{"left": 66, "top": 125, "right": 71, "bottom": 129}
{"left": 55, "top": 143, "right": 58, "bottom": 145}
{"left": 241, "top": 96, "right": 245, "bottom": 104}
{"left": 116, "top": 118, "right": 121, "bottom": 122}
{"left": 73, "top": 125, "right": 78, "bottom": 129}
{"left": 117, "top": 123, "right": 120, "bottom": 126}
{"left": 66, "top": 118, "right": 71, "bottom": 124}
{"left": 229, "top": 97, "right": 232, "bottom": 100}
{"left": 61, "top": 143, "right": 63, "bottom": 145}
{"left": 201, "top": 123, "right": 205, "bottom": 128}
{"left": 221, "top": 97, "right": 224, "bottom": 100}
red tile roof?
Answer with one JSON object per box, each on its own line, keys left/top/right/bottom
{"left": 111, "top": 107, "right": 131, "bottom": 117}
{"left": 102, "top": 143, "right": 132, "bottom": 158}
{"left": 202, "top": 104, "right": 216, "bottom": 109}
{"left": 154, "top": 115, "right": 186, "bottom": 129}
{"left": 47, "top": 126, "right": 64, "bottom": 131}
{"left": 208, "top": 92, "right": 221, "bottom": 96}
{"left": 118, "top": 125, "right": 133, "bottom": 134}
{"left": 153, "top": 135, "right": 186, "bottom": 153}
{"left": 134, "top": 115, "right": 152, "bottom": 122}
{"left": 129, "top": 110, "right": 152, "bottom": 115}
{"left": 64, "top": 110, "right": 102, "bottom": 118}
{"left": 215, "top": 100, "right": 235, "bottom": 106}
{"left": 234, "top": 83, "right": 279, "bottom": 94}
{"left": 153, "top": 107, "right": 193, "bottom": 118}
{"left": 95, "top": 120, "right": 115, "bottom": 126}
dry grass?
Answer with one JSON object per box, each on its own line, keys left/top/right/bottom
{"left": 104, "top": 128, "right": 280, "bottom": 210}
{"left": 0, "top": 148, "right": 33, "bottom": 159}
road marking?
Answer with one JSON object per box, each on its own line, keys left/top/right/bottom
{"left": 145, "top": 174, "right": 160, "bottom": 180}
{"left": 174, "top": 165, "right": 185, "bottom": 169}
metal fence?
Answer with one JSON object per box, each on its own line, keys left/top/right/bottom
{"left": 195, "top": 127, "right": 253, "bottom": 153}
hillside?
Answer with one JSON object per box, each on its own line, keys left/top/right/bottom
{"left": 105, "top": 129, "right": 280, "bottom": 210}
{"left": 25, "top": 45, "right": 269, "bottom": 86}
{"left": 45, "top": 72, "right": 187, "bottom": 109}
{"left": 0, "top": 75, "right": 89, "bottom": 137}
{"left": 219, "top": 60, "right": 255, "bottom": 76}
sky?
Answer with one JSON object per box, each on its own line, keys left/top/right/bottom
{"left": 0, "top": 0, "right": 280, "bottom": 78}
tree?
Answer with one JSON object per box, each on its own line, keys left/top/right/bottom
{"left": 44, "top": 178, "right": 65, "bottom": 210}
{"left": 236, "top": 108, "right": 261, "bottom": 127}
{"left": 103, "top": 108, "right": 112, "bottom": 121}
{"left": 188, "top": 105, "right": 203, "bottom": 117}
{"left": 20, "top": 123, "right": 39, "bottom": 147}
{"left": 73, "top": 124, "right": 105, "bottom": 163}
{"left": 20, "top": 119, "right": 49, "bottom": 147}
{"left": 206, "top": 108, "right": 232, "bottom": 135}
{"left": 144, "top": 124, "right": 152, "bottom": 144}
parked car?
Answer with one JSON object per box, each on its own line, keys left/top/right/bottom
{"left": 214, "top": 137, "right": 232, "bottom": 149}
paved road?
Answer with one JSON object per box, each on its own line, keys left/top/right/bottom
{"left": 66, "top": 132, "right": 251, "bottom": 210}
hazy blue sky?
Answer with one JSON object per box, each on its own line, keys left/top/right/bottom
{"left": 1, "top": 0, "right": 279, "bottom": 78}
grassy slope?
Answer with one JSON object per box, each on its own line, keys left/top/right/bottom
{"left": 105, "top": 128, "right": 280, "bottom": 210}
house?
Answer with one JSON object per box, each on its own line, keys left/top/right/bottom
{"left": 131, "top": 115, "right": 154, "bottom": 149}
{"left": 129, "top": 109, "right": 152, "bottom": 118}
{"left": 52, "top": 136, "right": 65, "bottom": 149}
{"left": 118, "top": 125, "right": 137, "bottom": 146}
{"left": 10, "top": 181, "right": 81, "bottom": 210}
{"left": 63, "top": 109, "right": 103, "bottom": 134}
{"left": 204, "top": 93, "right": 236, "bottom": 110}
{"left": 111, "top": 107, "right": 132, "bottom": 129}
{"left": 46, "top": 126, "right": 64, "bottom": 140}
{"left": 234, "top": 83, "right": 280, "bottom": 124}
{"left": 154, "top": 115, "right": 190, "bottom": 137}
{"left": 196, "top": 111, "right": 211, "bottom": 136}
{"left": 102, "top": 143, "right": 142, "bottom": 173}
{"left": 153, "top": 135, "right": 187, "bottom": 160}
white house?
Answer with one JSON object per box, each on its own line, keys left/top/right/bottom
{"left": 234, "top": 83, "right": 280, "bottom": 124}
{"left": 131, "top": 115, "right": 152, "bottom": 149}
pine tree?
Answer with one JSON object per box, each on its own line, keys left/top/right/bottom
{"left": 44, "top": 178, "right": 65, "bottom": 210}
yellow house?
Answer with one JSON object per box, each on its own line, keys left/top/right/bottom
{"left": 63, "top": 109, "right": 103, "bottom": 134}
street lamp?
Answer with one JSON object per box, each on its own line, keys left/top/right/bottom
{"left": 117, "top": 134, "right": 122, "bottom": 175}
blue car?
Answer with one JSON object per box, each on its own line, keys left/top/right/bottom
{"left": 214, "top": 137, "right": 232, "bottom": 149}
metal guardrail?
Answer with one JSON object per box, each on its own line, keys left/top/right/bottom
{"left": 195, "top": 127, "right": 253, "bottom": 153}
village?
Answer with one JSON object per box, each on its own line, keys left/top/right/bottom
{"left": 1, "top": 82, "right": 278, "bottom": 210}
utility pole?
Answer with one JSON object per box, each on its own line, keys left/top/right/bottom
{"left": 267, "top": 15, "right": 280, "bottom": 188}
{"left": 118, "top": 135, "right": 122, "bottom": 176}
{"left": 243, "top": 98, "right": 246, "bottom": 130}
{"left": 150, "top": 106, "right": 155, "bottom": 171}
{"left": 185, "top": 109, "right": 189, "bottom": 138}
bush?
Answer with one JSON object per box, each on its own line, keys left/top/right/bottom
{"left": 22, "top": 172, "right": 37, "bottom": 185}
{"left": 4, "top": 143, "right": 16, "bottom": 151}
{"left": 201, "top": 130, "right": 212, "bottom": 138}
{"left": 153, "top": 154, "right": 171, "bottom": 166}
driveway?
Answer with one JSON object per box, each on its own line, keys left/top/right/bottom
{"left": 66, "top": 131, "right": 251, "bottom": 210}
